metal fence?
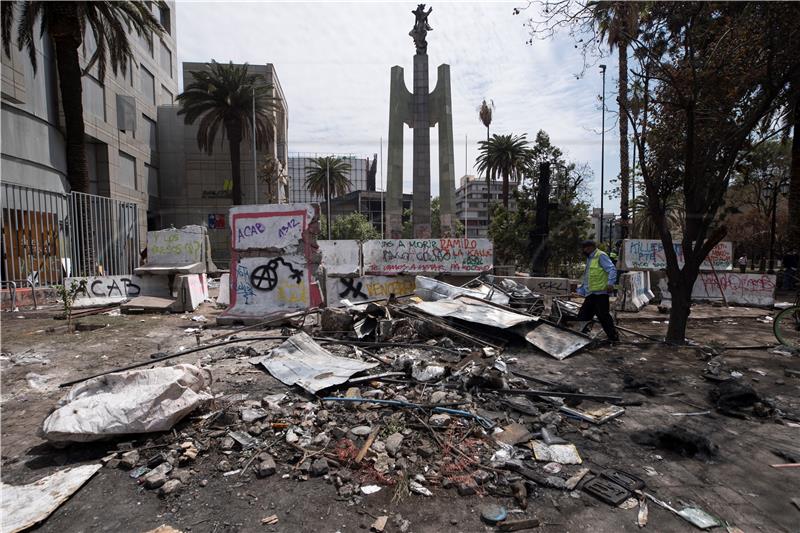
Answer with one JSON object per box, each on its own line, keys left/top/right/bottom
{"left": 68, "top": 191, "right": 140, "bottom": 278}
{"left": 1, "top": 183, "right": 140, "bottom": 286}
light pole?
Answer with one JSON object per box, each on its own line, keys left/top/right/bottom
{"left": 599, "top": 64, "right": 607, "bottom": 244}
{"left": 762, "top": 176, "right": 789, "bottom": 274}
{"left": 326, "top": 157, "right": 332, "bottom": 240}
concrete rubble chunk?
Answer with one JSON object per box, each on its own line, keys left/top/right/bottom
{"left": 256, "top": 455, "right": 276, "bottom": 478}
{"left": 119, "top": 450, "right": 139, "bottom": 470}
{"left": 158, "top": 479, "right": 181, "bottom": 497}
{"left": 311, "top": 457, "right": 329, "bottom": 477}
{"left": 385, "top": 433, "right": 404, "bottom": 457}
{"left": 428, "top": 413, "right": 451, "bottom": 427}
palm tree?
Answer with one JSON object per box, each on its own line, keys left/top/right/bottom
{"left": 478, "top": 99, "right": 495, "bottom": 218}
{"left": 177, "top": 61, "right": 276, "bottom": 205}
{"left": 630, "top": 193, "right": 685, "bottom": 239}
{"left": 2, "top": 1, "right": 164, "bottom": 193}
{"left": 593, "top": 1, "right": 640, "bottom": 238}
{"left": 305, "top": 156, "right": 352, "bottom": 202}
{"left": 475, "top": 134, "right": 531, "bottom": 208}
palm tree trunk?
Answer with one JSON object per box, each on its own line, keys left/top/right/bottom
{"left": 502, "top": 170, "right": 509, "bottom": 208}
{"left": 618, "top": 42, "right": 630, "bottom": 238}
{"left": 52, "top": 36, "right": 89, "bottom": 192}
{"left": 228, "top": 134, "right": 243, "bottom": 205}
{"left": 485, "top": 127, "right": 491, "bottom": 227}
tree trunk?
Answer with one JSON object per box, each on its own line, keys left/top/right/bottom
{"left": 52, "top": 36, "right": 89, "bottom": 192}
{"left": 618, "top": 42, "right": 630, "bottom": 238}
{"left": 485, "top": 127, "right": 491, "bottom": 227}
{"left": 228, "top": 134, "right": 243, "bottom": 205}
{"left": 788, "top": 80, "right": 800, "bottom": 251}
{"left": 502, "top": 170, "right": 509, "bottom": 208}
{"left": 530, "top": 162, "right": 550, "bottom": 275}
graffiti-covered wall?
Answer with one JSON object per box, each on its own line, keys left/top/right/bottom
{"left": 219, "top": 204, "right": 324, "bottom": 324}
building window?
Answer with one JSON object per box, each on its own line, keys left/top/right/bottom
{"left": 146, "top": 164, "right": 159, "bottom": 196}
{"left": 141, "top": 114, "right": 157, "bottom": 151}
{"left": 159, "top": 40, "right": 172, "bottom": 77}
{"left": 159, "top": 5, "right": 171, "bottom": 34}
{"left": 119, "top": 151, "right": 136, "bottom": 189}
{"left": 138, "top": 30, "right": 153, "bottom": 57}
{"left": 140, "top": 66, "right": 155, "bottom": 105}
{"left": 82, "top": 75, "right": 105, "bottom": 120}
{"left": 159, "top": 84, "right": 173, "bottom": 105}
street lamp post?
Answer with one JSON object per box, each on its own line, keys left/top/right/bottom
{"left": 762, "top": 177, "right": 789, "bottom": 274}
{"left": 599, "top": 64, "right": 607, "bottom": 244}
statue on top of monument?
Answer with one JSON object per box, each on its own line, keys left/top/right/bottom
{"left": 409, "top": 4, "right": 433, "bottom": 55}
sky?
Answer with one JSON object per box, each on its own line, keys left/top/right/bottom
{"left": 176, "top": 1, "right": 622, "bottom": 212}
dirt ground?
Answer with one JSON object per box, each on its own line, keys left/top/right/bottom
{"left": 1, "top": 299, "right": 799, "bottom": 533}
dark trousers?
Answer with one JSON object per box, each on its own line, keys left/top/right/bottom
{"left": 577, "top": 293, "right": 619, "bottom": 341}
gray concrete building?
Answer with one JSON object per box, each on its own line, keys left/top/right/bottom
{"left": 287, "top": 153, "right": 376, "bottom": 204}
{"left": 157, "top": 62, "right": 289, "bottom": 263}
{"left": 455, "top": 175, "right": 519, "bottom": 238}
{"left": 1, "top": 1, "right": 179, "bottom": 239}
{"left": 325, "top": 190, "right": 412, "bottom": 236}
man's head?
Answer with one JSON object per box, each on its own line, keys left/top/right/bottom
{"left": 581, "top": 239, "right": 597, "bottom": 257}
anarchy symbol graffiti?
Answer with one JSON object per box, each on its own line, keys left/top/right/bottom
{"left": 338, "top": 277, "right": 368, "bottom": 299}
{"left": 249, "top": 257, "right": 304, "bottom": 292}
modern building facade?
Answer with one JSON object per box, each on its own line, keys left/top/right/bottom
{"left": 1, "top": 1, "right": 178, "bottom": 233}
{"left": 590, "top": 208, "right": 622, "bottom": 245}
{"left": 157, "top": 62, "right": 289, "bottom": 264}
{"left": 455, "top": 175, "right": 519, "bottom": 238}
{"left": 325, "top": 190, "right": 412, "bottom": 236}
{"left": 287, "top": 153, "right": 376, "bottom": 204}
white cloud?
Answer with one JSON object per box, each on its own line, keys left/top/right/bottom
{"left": 176, "top": 1, "right": 624, "bottom": 212}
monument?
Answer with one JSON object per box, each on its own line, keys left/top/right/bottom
{"left": 386, "top": 4, "right": 456, "bottom": 238}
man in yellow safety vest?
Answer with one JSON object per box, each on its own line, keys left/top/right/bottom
{"left": 576, "top": 239, "right": 619, "bottom": 342}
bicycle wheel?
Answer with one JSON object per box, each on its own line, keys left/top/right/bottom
{"left": 774, "top": 306, "right": 800, "bottom": 349}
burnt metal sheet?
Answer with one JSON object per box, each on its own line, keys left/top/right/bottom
{"left": 253, "top": 332, "right": 378, "bottom": 393}
{"left": 524, "top": 322, "right": 591, "bottom": 360}
{"left": 411, "top": 299, "right": 535, "bottom": 329}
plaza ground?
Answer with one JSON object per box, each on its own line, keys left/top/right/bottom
{"left": 1, "top": 299, "right": 798, "bottom": 533}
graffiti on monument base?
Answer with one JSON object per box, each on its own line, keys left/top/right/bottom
{"left": 326, "top": 275, "right": 416, "bottom": 307}
{"left": 362, "top": 238, "right": 493, "bottom": 274}
{"left": 231, "top": 256, "right": 312, "bottom": 312}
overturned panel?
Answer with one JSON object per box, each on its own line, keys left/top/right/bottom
{"left": 485, "top": 275, "right": 570, "bottom": 297}
{"left": 318, "top": 240, "right": 361, "bottom": 277}
{"left": 326, "top": 275, "right": 415, "bottom": 307}
{"left": 414, "top": 276, "right": 509, "bottom": 304}
{"left": 1, "top": 464, "right": 102, "bottom": 533}
{"left": 252, "top": 332, "right": 377, "bottom": 393}
{"left": 362, "top": 238, "right": 493, "bottom": 274}
{"left": 524, "top": 322, "right": 592, "bottom": 360}
{"left": 411, "top": 298, "right": 534, "bottom": 329}
{"left": 230, "top": 203, "right": 317, "bottom": 254}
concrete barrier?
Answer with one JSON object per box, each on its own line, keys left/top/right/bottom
{"left": 65, "top": 275, "right": 171, "bottom": 308}
{"left": 659, "top": 272, "right": 776, "bottom": 307}
{"left": 362, "top": 238, "right": 493, "bottom": 274}
{"left": 615, "top": 271, "right": 652, "bottom": 312}
{"left": 619, "top": 239, "right": 732, "bottom": 271}
{"left": 485, "top": 275, "right": 570, "bottom": 297}
{"left": 325, "top": 275, "right": 416, "bottom": 307}
{"left": 219, "top": 204, "right": 323, "bottom": 324}
{"left": 318, "top": 240, "right": 361, "bottom": 277}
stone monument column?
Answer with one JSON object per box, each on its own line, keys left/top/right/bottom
{"left": 412, "top": 52, "right": 431, "bottom": 238}
{"left": 385, "top": 4, "right": 456, "bottom": 238}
